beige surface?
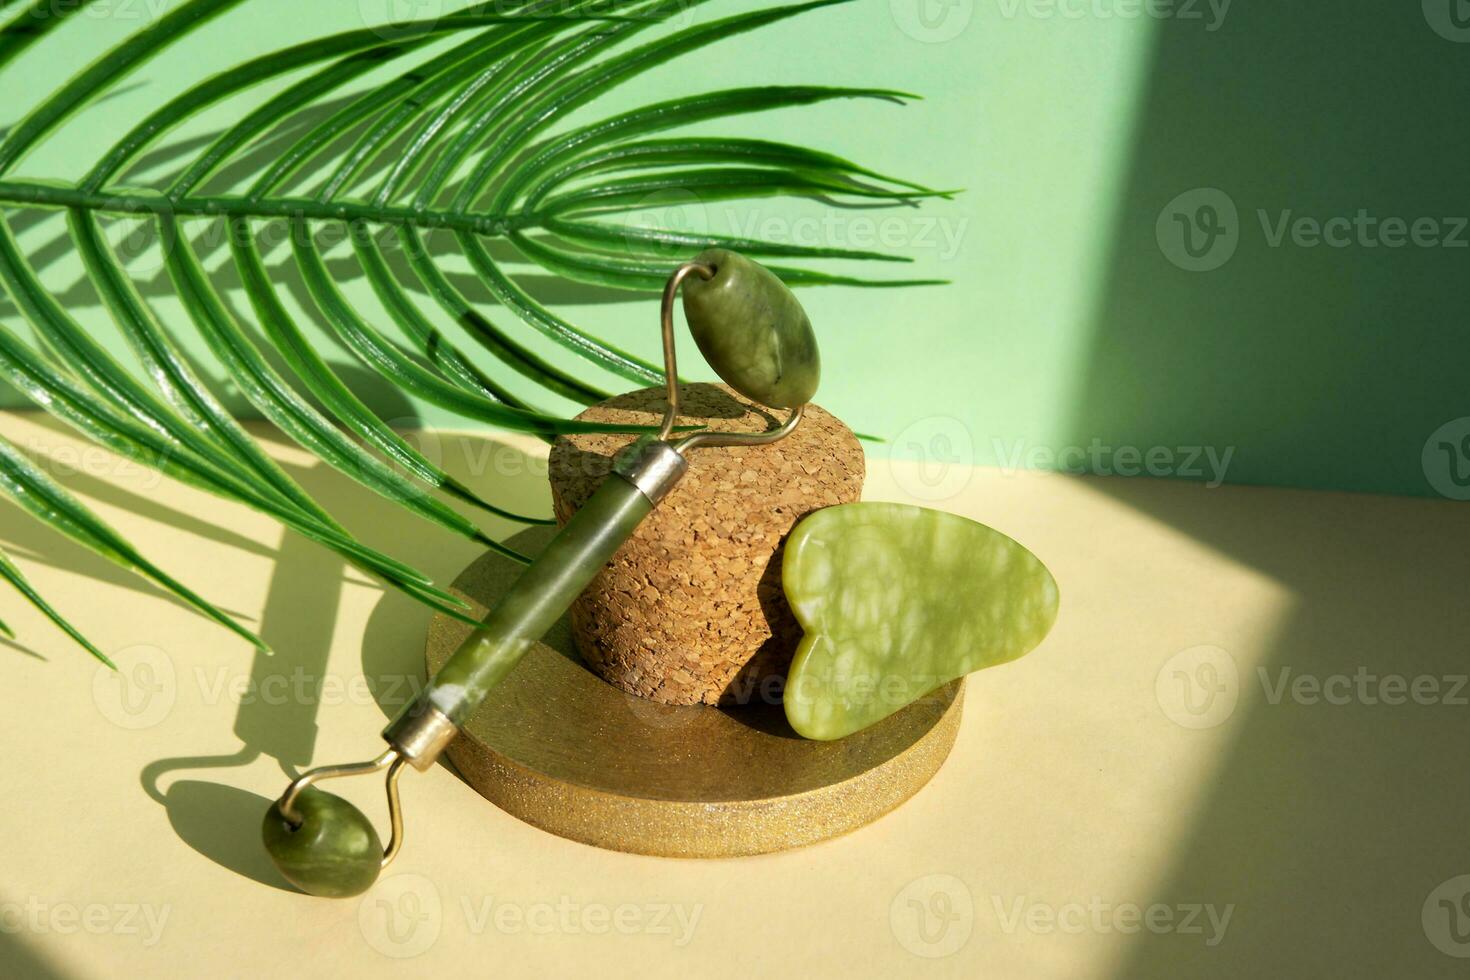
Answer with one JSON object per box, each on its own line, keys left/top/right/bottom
{"left": 0, "top": 410, "right": 1466, "bottom": 980}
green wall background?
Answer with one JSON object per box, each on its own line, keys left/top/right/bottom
{"left": 1, "top": 0, "right": 1465, "bottom": 497}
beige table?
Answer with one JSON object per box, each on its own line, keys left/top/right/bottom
{"left": 0, "top": 411, "right": 1465, "bottom": 980}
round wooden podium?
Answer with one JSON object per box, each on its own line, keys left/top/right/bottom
{"left": 426, "top": 528, "right": 964, "bottom": 858}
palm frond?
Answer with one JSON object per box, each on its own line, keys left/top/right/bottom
{"left": 0, "top": 435, "right": 259, "bottom": 659}
{"left": 0, "top": 544, "right": 110, "bottom": 665}
{"left": 0, "top": 0, "right": 947, "bottom": 660}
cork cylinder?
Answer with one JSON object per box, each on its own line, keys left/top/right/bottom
{"left": 548, "top": 383, "right": 864, "bottom": 706}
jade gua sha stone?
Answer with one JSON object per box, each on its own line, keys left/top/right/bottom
{"left": 782, "top": 502, "right": 1060, "bottom": 740}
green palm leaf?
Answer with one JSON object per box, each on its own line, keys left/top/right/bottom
{"left": 0, "top": 545, "right": 110, "bottom": 665}
{"left": 0, "top": 0, "right": 947, "bottom": 661}
{"left": 0, "top": 435, "right": 262, "bottom": 659}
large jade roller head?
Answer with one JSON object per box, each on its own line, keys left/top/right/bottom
{"left": 648, "top": 248, "right": 819, "bottom": 449}
{"left": 680, "top": 248, "right": 820, "bottom": 410}
{"left": 263, "top": 252, "right": 816, "bottom": 898}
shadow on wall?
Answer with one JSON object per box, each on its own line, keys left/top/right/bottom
{"left": 1070, "top": 4, "right": 1470, "bottom": 977}
{"left": 1065, "top": 0, "right": 1470, "bottom": 498}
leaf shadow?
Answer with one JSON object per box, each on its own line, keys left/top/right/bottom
{"left": 0, "top": 492, "right": 249, "bottom": 617}
{"left": 0, "top": 634, "right": 46, "bottom": 661}
{"left": 1, "top": 414, "right": 276, "bottom": 559}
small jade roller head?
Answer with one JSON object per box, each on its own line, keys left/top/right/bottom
{"left": 680, "top": 248, "right": 821, "bottom": 409}
{"left": 262, "top": 788, "right": 382, "bottom": 898}
{"left": 263, "top": 749, "right": 407, "bottom": 898}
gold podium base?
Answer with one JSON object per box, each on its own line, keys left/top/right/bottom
{"left": 424, "top": 529, "right": 964, "bottom": 858}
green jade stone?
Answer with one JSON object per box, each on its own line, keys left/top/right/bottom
{"left": 421, "top": 474, "right": 652, "bottom": 725}
{"left": 783, "top": 502, "right": 1059, "bottom": 740}
{"left": 262, "top": 787, "right": 383, "bottom": 898}
{"left": 682, "top": 248, "right": 820, "bottom": 409}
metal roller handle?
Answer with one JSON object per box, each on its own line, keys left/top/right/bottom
{"left": 382, "top": 438, "right": 684, "bottom": 765}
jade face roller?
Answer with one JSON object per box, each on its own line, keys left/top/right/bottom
{"left": 263, "top": 249, "right": 820, "bottom": 897}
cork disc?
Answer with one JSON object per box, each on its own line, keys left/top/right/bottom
{"left": 426, "top": 528, "right": 965, "bottom": 859}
